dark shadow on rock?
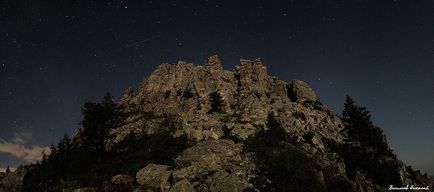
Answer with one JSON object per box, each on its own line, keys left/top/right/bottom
{"left": 243, "top": 113, "right": 327, "bottom": 192}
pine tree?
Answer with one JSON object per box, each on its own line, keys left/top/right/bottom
{"left": 342, "top": 95, "right": 373, "bottom": 142}
{"left": 342, "top": 95, "right": 391, "bottom": 154}
{"left": 208, "top": 91, "right": 223, "bottom": 113}
{"left": 22, "top": 93, "right": 124, "bottom": 191}
{"left": 57, "top": 134, "right": 72, "bottom": 154}
{"left": 80, "top": 92, "right": 116, "bottom": 152}
{"left": 341, "top": 96, "right": 400, "bottom": 186}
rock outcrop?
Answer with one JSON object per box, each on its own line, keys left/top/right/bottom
{"left": 103, "top": 55, "right": 432, "bottom": 191}
{"left": 16, "top": 55, "right": 433, "bottom": 191}
{"left": 172, "top": 139, "right": 254, "bottom": 191}
{"left": 169, "top": 179, "right": 195, "bottom": 192}
{"left": 136, "top": 164, "right": 172, "bottom": 190}
{"left": 109, "top": 55, "right": 340, "bottom": 147}
{"left": 288, "top": 79, "right": 318, "bottom": 102}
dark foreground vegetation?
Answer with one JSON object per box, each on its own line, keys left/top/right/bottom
{"left": 22, "top": 93, "right": 190, "bottom": 191}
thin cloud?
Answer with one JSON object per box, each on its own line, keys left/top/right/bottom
{"left": 0, "top": 132, "right": 49, "bottom": 162}
{"left": 12, "top": 132, "right": 31, "bottom": 145}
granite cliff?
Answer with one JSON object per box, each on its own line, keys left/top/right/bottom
{"left": 101, "top": 55, "right": 431, "bottom": 191}
{"left": 7, "top": 55, "right": 432, "bottom": 192}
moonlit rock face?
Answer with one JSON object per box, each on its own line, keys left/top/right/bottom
{"left": 110, "top": 55, "right": 343, "bottom": 146}
{"left": 205, "top": 54, "right": 223, "bottom": 72}
{"left": 99, "top": 56, "right": 433, "bottom": 191}
{"left": 288, "top": 79, "right": 318, "bottom": 102}
{"left": 136, "top": 164, "right": 172, "bottom": 190}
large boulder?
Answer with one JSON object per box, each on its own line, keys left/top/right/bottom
{"left": 174, "top": 139, "right": 242, "bottom": 168}
{"left": 173, "top": 139, "right": 244, "bottom": 180}
{"left": 136, "top": 164, "right": 172, "bottom": 190}
{"left": 172, "top": 139, "right": 254, "bottom": 191}
{"left": 169, "top": 179, "right": 195, "bottom": 192}
{"left": 288, "top": 79, "right": 317, "bottom": 102}
{"left": 208, "top": 171, "right": 248, "bottom": 192}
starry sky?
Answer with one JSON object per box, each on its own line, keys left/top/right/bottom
{"left": 1, "top": 0, "right": 433, "bottom": 175}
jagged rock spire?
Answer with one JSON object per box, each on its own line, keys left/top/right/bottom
{"left": 205, "top": 55, "right": 223, "bottom": 72}
{"left": 234, "top": 58, "right": 267, "bottom": 89}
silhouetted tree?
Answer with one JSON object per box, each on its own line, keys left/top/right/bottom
{"left": 80, "top": 92, "right": 117, "bottom": 153}
{"left": 22, "top": 93, "right": 122, "bottom": 191}
{"left": 342, "top": 95, "right": 391, "bottom": 154}
{"left": 208, "top": 91, "right": 223, "bottom": 113}
{"left": 22, "top": 92, "right": 194, "bottom": 191}
{"left": 342, "top": 96, "right": 372, "bottom": 141}
{"left": 340, "top": 95, "right": 399, "bottom": 186}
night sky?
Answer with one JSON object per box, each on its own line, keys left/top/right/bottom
{"left": 1, "top": 0, "right": 433, "bottom": 175}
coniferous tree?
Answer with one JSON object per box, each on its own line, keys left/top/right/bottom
{"left": 22, "top": 93, "right": 125, "bottom": 191}
{"left": 208, "top": 91, "right": 223, "bottom": 113}
{"left": 340, "top": 96, "right": 400, "bottom": 186}
{"left": 342, "top": 96, "right": 372, "bottom": 143}
{"left": 57, "top": 134, "right": 72, "bottom": 154}
{"left": 342, "top": 95, "right": 390, "bottom": 154}
{"left": 80, "top": 92, "right": 116, "bottom": 153}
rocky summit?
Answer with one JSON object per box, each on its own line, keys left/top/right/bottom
{"left": 110, "top": 55, "right": 335, "bottom": 145}
{"left": 4, "top": 55, "right": 432, "bottom": 192}
{"left": 105, "top": 55, "right": 432, "bottom": 191}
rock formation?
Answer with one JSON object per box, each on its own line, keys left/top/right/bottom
{"left": 102, "top": 55, "right": 432, "bottom": 191}
{"left": 288, "top": 79, "right": 318, "bottom": 102}
{"left": 11, "top": 55, "right": 433, "bottom": 191}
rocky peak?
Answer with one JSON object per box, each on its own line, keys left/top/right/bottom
{"left": 97, "top": 56, "right": 433, "bottom": 192}
{"left": 110, "top": 56, "right": 343, "bottom": 145}
{"left": 17, "top": 55, "right": 433, "bottom": 192}
{"left": 234, "top": 58, "right": 268, "bottom": 90}
{"left": 204, "top": 54, "right": 223, "bottom": 72}
{"left": 288, "top": 79, "right": 318, "bottom": 102}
